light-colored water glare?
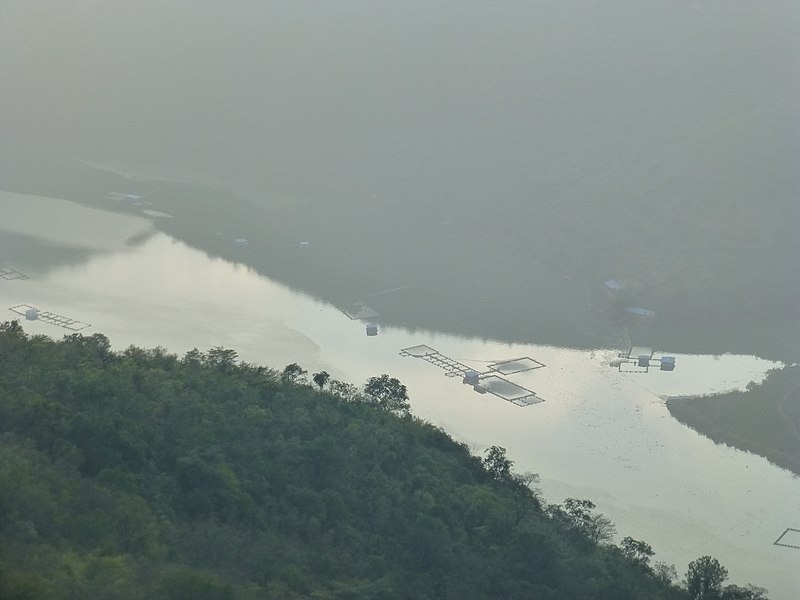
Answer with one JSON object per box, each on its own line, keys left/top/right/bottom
{"left": 1, "top": 194, "right": 798, "bottom": 598}
{"left": 1, "top": 190, "right": 154, "bottom": 252}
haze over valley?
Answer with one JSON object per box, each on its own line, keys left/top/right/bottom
{"left": 1, "top": 2, "right": 799, "bottom": 598}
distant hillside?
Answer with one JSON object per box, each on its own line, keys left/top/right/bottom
{"left": 2, "top": 155, "right": 798, "bottom": 362}
{"left": 0, "top": 321, "right": 707, "bottom": 599}
{"left": 2, "top": 2, "right": 798, "bottom": 361}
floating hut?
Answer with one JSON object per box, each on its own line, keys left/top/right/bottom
{"left": 462, "top": 370, "right": 481, "bottom": 386}
{"left": 660, "top": 356, "right": 676, "bottom": 371}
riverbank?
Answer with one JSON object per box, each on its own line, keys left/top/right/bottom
{"left": 2, "top": 154, "right": 798, "bottom": 363}
{"left": 667, "top": 365, "right": 800, "bottom": 477}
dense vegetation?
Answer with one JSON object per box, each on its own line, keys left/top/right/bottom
{"left": 668, "top": 365, "right": 800, "bottom": 476}
{"left": 0, "top": 323, "right": 766, "bottom": 599}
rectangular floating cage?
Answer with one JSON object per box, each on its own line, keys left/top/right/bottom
{"left": 0, "top": 265, "right": 29, "bottom": 280}
{"left": 488, "top": 357, "right": 546, "bottom": 375}
{"left": 478, "top": 375, "right": 544, "bottom": 406}
{"left": 621, "top": 346, "right": 652, "bottom": 360}
{"left": 338, "top": 301, "right": 380, "bottom": 320}
{"left": 774, "top": 528, "right": 800, "bottom": 550}
{"left": 400, "top": 346, "right": 472, "bottom": 377}
{"left": 400, "top": 344, "right": 440, "bottom": 358}
{"left": 617, "top": 347, "right": 655, "bottom": 372}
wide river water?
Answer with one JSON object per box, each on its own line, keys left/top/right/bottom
{"left": 2, "top": 191, "right": 798, "bottom": 598}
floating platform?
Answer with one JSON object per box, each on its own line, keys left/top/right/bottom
{"left": 400, "top": 344, "right": 439, "bottom": 357}
{"left": 616, "top": 347, "right": 675, "bottom": 373}
{"left": 477, "top": 375, "right": 544, "bottom": 406}
{"left": 337, "top": 301, "right": 380, "bottom": 320}
{"left": 400, "top": 344, "right": 473, "bottom": 377}
{"left": 9, "top": 304, "right": 91, "bottom": 331}
{"left": 0, "top": 265, "right": 29, "bottom": 281}
{"left": 400, "top": 344, "right": 544, "bottom": 406}
{"left": 489, "top": 357, "right": 546, "bottom": 375}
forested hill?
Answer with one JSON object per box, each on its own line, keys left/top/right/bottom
{"left": 0, "top": 322, "right": 757, "bottom": 599}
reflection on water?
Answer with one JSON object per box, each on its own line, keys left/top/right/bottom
{"left": 1, "top": 190, "right": 153, "bottom": 251}
{"left": 0, "top": 190, "right": 156, "bottom": 275}
{"left": 1, "top": 194, "right": 798, "bottom": 598}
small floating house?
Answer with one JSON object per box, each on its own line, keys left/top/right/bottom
{"left": 660, "top": 356, "right": 676, "bottom": 371}
{"left": 462, "top": 370, "right": 481, "bottom": 386}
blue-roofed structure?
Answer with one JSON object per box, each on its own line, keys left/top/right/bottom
{"left": 660, "top": 356, "right": 676, "bottom": 371}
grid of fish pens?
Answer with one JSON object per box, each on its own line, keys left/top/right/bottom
{"left": 400, "top": 345, "right": 545, "bottom": 406}
{"left": 9, "top": 304, "right": 91, "bottom": 331}
{"left": 0, "top": 265, "right": 29, "bottom": 280}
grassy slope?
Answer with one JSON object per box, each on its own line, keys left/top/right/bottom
{"left": 667, "top": 365, "right": 800, "bottom": 476}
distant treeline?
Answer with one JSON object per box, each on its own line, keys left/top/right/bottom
{"left": 0, "top": 322, "right": 766, "bottom": 599}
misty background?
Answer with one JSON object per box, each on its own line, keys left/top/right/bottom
{"left": 2, "top": 0, "right": 799, "bottom": 358}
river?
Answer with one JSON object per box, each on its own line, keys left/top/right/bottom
{"left": 1, "top": 191, "right": 798, "bottom": 597}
